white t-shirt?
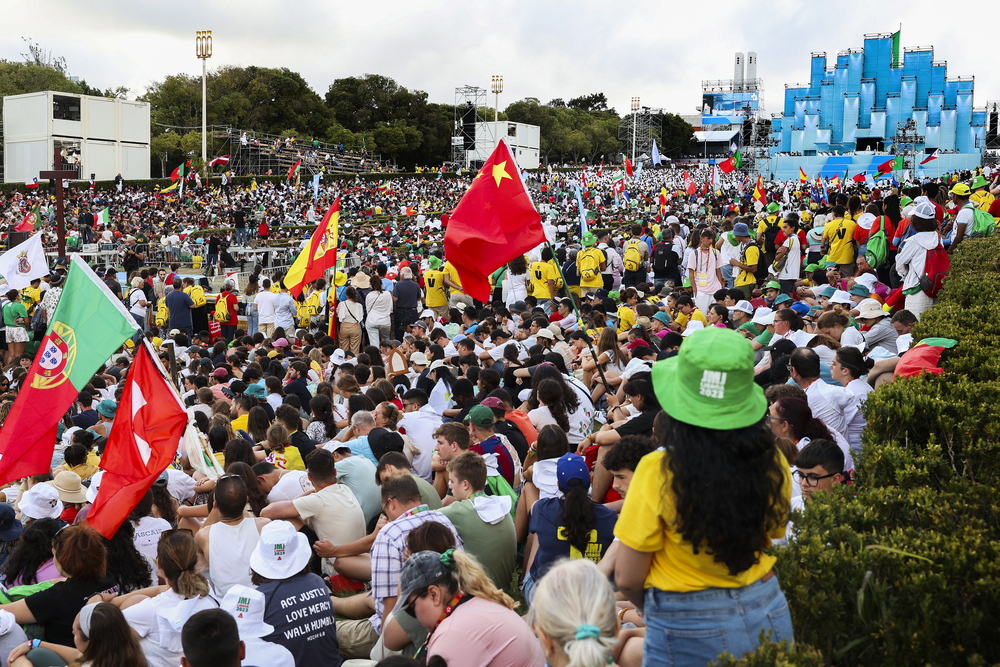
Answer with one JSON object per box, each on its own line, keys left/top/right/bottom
{"left": 775, "top": 235, "right": 802, "bottom": 280}
{"left": 132, "top": 516, "right": 171, "bottom": 562}
{"left": 267, "top": 470, "right": 314, "bottom": 503}
{"left": 124, "top": 589, "right": 219, "bottom": 667}
{"left": 254, "top": 291, "right": 277, "bottom": 324}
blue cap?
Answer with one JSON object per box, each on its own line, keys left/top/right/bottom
{"left": 556, "top": 453, "right": 590, "bottom": 492}
{"left": 790, "top": 301, "right": 811, "bottom": 316}
{"left": 773, "top": 294, "right": 792, "bottom": 305}
{"left": 819, "top": 285, "right": 837, "bottom": 299}
{"left": 733, "top": 222, "right": 751, "bottom": 237}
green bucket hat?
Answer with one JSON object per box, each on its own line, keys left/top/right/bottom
{"left": 582, "top": 232, "right": 596, "bottom": 247}
{"left": 652, "top": 327, "right": 766, "bottom": 430}
{"left": 766, "top": 202, "right": 780, "bottom": 213}
{"left": 427, "top": 256, "right": 442, "bottom": 270}
{"left": 970, "top": 175, "right": 989, "bottom": 190}
{"left": 763, "top": 280, "right": 780, "bottom": 291}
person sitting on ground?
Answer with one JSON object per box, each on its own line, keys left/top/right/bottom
{"left": 178, "top": 608, "right": 245, "bottom": 667}
{"left": 7, "top": 602, "right": 147, "bottom": 667}
{"left": 514, "top": 424, "right": 569, "bottom": 543}
{"left": 792, "top": 438, "right": 846, "bottom": 511}
{"left": 438, "top": 452, "right": 516, "bottom": 590}
{"left": 528, "top": 558, "right": 631, "bottom": 667}
{"left": 397, "top": 549, "right": 544, "bottom": 665}
{"left": 194, "top": 475, "right": 270, "bottom": 598}
{"left": 260, "top": 448, "right": 366, "bottom": 576}
{"left": 333, "top": 475, "right": 461, "bottom": 661}
{"left": 523, "top": 453, "right": 617, "bottom": 604}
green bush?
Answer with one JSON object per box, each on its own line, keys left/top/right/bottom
{"left": 753, "top": 236, "right": 1000, "bottom": 665}
{"left": 711, "top": 637, "right": 825, "bottom": 666}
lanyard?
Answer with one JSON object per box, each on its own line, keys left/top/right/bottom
{"left": 414, "top": 593, "right": 470, "bottom": 660}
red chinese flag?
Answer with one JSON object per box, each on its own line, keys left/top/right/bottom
{"left": 444, "top": 139, "right": 544, "bottom": 303}
{"left": 87, "top": 342, "right": 188, "bottom": 539}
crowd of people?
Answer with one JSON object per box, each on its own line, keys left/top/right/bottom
{"left": 0, "top": 159, "right": 996, "bottom": 667}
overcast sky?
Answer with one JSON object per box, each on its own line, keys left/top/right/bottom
{"left": 3, "top": 0, "right": 996, "bottom": 119}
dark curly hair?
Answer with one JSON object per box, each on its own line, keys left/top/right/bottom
{"left": 661, "top": 413, "right": 789, "bottom": 575}
{"left": 1, "top": 518, "right": 62, "bottom": 585}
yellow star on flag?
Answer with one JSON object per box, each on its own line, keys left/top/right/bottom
{"left": 492, "top": 161, "right": 513, "bottom": 187}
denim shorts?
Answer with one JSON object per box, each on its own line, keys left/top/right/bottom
{"left": 642, "top": 573, "right": 793, "bottom": 667}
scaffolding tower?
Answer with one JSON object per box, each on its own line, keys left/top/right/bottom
{"left": 618, "top": 108, "right": 661, "bottom": 163}
{"left": 891, "top": 121, "right": 925, "bottom": 171}
{"left": 452, "top": 86, "right": 488, "bottom": 169}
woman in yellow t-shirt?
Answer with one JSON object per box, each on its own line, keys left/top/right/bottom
{"left": 614, "top": 327, "right": 793, "bottom": 666}
{"left": 264, "top": 423, "right": 305, "bottom": 471}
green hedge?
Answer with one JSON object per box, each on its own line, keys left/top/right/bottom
{"left": 758, "top": 237, "right": 1000, "bottom": 665}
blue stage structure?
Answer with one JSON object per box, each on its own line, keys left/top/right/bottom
{"left": 761, "top": 32, "right": 986, "bottom": 181}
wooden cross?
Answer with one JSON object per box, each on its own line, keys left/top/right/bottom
{"left": 39, "top": 146, "right": 80, "bottom": 257}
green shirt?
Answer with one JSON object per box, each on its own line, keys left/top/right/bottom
{"left": 3, "top": 302, "right": 26, "bottom": 329}
{"left": 440, "top": 498, "right": 517, "bottom": 590}
{"left": 413, "top": 474, "right": 443, "bottom": 510}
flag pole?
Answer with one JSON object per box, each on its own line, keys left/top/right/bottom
{"left": 542, "top": 240, "right": 612, "bottom": 394}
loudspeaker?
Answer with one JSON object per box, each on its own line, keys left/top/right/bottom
{"left": 7, "top": 232, "right": 29, "bottom": 249}
{"left": 462, "top": 103, "right": 476, "bottom": 150}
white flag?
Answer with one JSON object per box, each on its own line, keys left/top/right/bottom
{"left": 0, "top": 232, "right": 48, "bottom": 290}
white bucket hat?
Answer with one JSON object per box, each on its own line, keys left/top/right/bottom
{"left": 85, "top": 470, "right": 105, "bottom": 504}
{"left": 681, "top": 320, "right": 706, "bottom": 337}
{"left": 249, "top": 520, "right": 310, "bottom": 580}
{"left": 17, "top": 483, "right": 64, "bottom": 520}
{"left": 221, "top": 584, "right": 275, "bottom": 639}
{"left": 830, "top": 290, "right": 853, "bottom": 306}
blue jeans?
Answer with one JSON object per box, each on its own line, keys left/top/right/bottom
{"left": 245, "top": 310, "right": 259, "bottom": 336}
{"left": 721, "top": 263, "right": 735, "bottom": 289}
{"left": 642, "top": 573, "right": 793, "bottom": 667}
{"left": 235, "top": 228, "right": 249, "bottom": 246}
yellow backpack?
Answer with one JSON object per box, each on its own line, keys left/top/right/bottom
{"left": 213, "top": 295, "right": 230, "bottom": 322}
{"left": 186, "top": 285, "right": 207, "bottom": 308}
{"left": 155, "top": 299, "right": 169, "bottom": 327}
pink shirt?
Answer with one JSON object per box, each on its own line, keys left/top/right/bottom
{"left": 428, "top": 596, "right": 545, "bottom": 667}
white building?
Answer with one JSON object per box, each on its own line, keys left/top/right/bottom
{"left": 3, "top": 90, "right": 150, "bottom": 183}
{"left": 462, "top": 121, "right": 540, "bottom": 169}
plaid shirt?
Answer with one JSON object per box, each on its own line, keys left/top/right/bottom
{"left": 369, "top": 505, "right": 463, "bottom": 633}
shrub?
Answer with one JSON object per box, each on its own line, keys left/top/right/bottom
{"left": 752, "top": 237, "right": 1000, "bottom": 665}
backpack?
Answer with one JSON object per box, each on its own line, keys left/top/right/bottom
{"left": 919, "top": 243, "right": 950, "bottom": 297}
{"left": 0, "top": 581, "right": 55, "bottom": 604}
{"left": 214, "top": 294, "right": 230, "bottom": 322}
{"left": 188, "top": 285, "right": 207, "bottom": 308}
{"left": 866, "top": 228, "right": 889, "bottom": 268}
{"left": 623, "top": 240, "right": 643, "bottom": 273}
{"left": 578, "top": 248, "right": 602, "bottom": 282}
{"left": 30, "top": 304, "right": 47, "bottom": 334}
{"left": 652, "top": 242, "right": 678, "bottom": 275}
{"left": 965, "top": 203, "right": 996, "bottom": 239}
{"left": 155, "top": 299, "right": 169, "bottom": 327}
{"left": 761, "top": 215, "right": 782, "bottom": 252}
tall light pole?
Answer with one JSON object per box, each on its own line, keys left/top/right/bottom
{"left": 630, "top": 97, "right": 640, "bottom": 167}
{"left": 491, "top": 75, "right": 504, "bottom": 148}
{"left": 196, "top": 30, "right": 213, "bottom": 176}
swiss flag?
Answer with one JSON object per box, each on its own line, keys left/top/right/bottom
{"left": 87, "top": 341, "right": 189, "bottom": 539}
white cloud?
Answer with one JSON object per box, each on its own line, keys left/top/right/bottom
{"left": 1, "top": 0, "right": 996, "bottom": 120}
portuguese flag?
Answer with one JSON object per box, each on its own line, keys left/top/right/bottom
{"left": 0, "top": 255, "right": 138, "bottom": 485}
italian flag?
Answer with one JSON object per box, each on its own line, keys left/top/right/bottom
{"left": 94, "top": 208, "right": 110, "bottom": 226}
{"left": 0, "top": 256, "right": 138, "bottom": 485}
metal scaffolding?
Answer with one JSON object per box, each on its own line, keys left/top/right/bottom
{"left": 452, "top": 86, "right": 487, "bottom": 169}
{"left": 618, "top": 108, "right": 661, "bottom": 163}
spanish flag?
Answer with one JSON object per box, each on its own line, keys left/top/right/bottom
{"left": 799, "top": 167, "right": 808, "bottom": 184}
{"left": 752, "top": 176, "right": 767, "bottom": 205}
{"left": 284, "top": 199, "right": 340, "bottom": 298}
{"left": 830, "top": 174, "right": 841, "bottom": 189}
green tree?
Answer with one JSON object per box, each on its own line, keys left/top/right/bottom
{"left": 657, "top": 113, "right": 695, "bottom": 159}
{"left": 326, "top": 74, "right": 427, "bottom": 133}
{"left": 141, "top": 74, "right": 202, "bottom": 131}
{"left": 0, "top": 61, "right": 84, "bottom": 98}
{"left": 150, "top": 131, "right": 182, "bottom": 178}
{"left": 210, "top": 66, "right": 329, "bottom": 137}
{"left": 567, "top": 92, "right": 612, "bottom": 113}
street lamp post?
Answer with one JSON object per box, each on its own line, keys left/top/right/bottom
{"left": 196, "top": 31, "right": 213, "bottom": 176}
{"left": 631, "top": 97, "right": 640, "bottom": 166}
{"left": 491, "top": 75, "right": 504, "bottom": 149}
